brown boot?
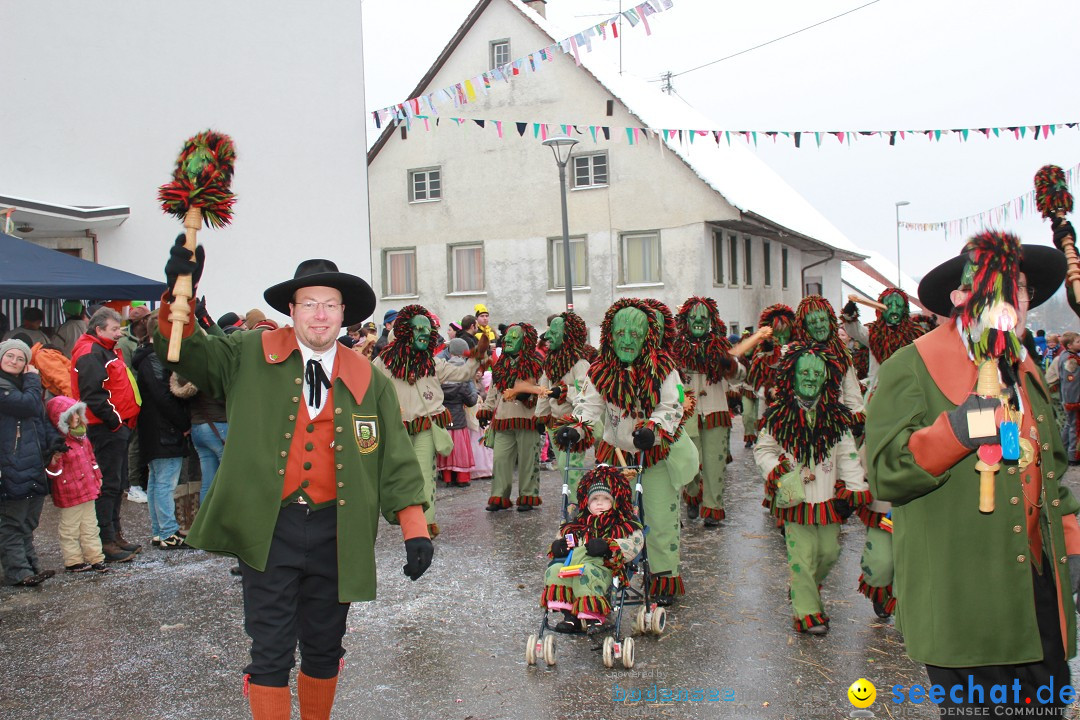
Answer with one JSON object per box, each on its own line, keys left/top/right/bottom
{"left": 248, "top": 682, "right": 292, "bottom": 720}
{"left": 297, "top": 672, "right": 337, "bottom": 720}
{"left": 101, "top": 542, "right": 136, "bottom": 563}
{"left": 114, "top": 532, "right": 142, "bottom": 554}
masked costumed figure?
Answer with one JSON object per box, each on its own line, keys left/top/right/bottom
{"left": 753, "top": 343, "right": 870, "bottom": 635}
{"left": 477, "top": 322, "right": 545, "bottom": 511}
{"left": 372, "top": 305, "right": 487, "bottom": 537}
{"left": 540, "top": 466, "right": 645, "bottom": 632}
{"left": 554, "top": 299, "right": 698, "bottom": 604}
{"left": 745, "top": 304, "right": 796, "bottom": 444}
{"left": 841, "top": 288, "right": 925, "bottom": 392}
{"left": 866, "top": 231, "right": 1080, "bottom": 716}
{"left": 535, "top": 311, "right": 592, "bottom": 500}
{"left": 672, "top": 297, "right": 739, "bottom": 526}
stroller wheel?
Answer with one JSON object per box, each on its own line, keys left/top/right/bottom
{"left": 542, "top": 634, "right": 557, "bottom": 666}
{"left": 525, "top": 634, "right": 538, "bottom": 665}
{"left": 650, "top": 606, "right": 667, "bottom": 635}
{"left": 602, "top": 636, "right": 615, "bottom": 668}
{"left": 633, "top": 606, "right": 647, "bottom": 634}
{"left": 621, "top": 636, "right": 636, "bottom": 669}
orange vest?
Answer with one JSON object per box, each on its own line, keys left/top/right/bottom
{"left": 282, "top": 388, "right": 338, "bottom": 504}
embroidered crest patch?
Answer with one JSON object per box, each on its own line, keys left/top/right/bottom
{"left": 353, "top": 415, "right": 379, "bottom": 454}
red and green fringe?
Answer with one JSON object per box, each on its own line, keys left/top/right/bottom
{"left": 741, "top": 387, "right": 756, "bottom": 399}
{"left": 568, "top": 465, "right": 638, "bottom": 521}
{"left": 700, "top": 506, "right": 725, "bottom": 521}
{"left": 491, "top": 322, "right": 543, "bottom": 409}
{"left": 764, "top": 457, "right": 793, "bottom": 496}
{"left": 759, "top": 303, "right": 795, "bottom": 332}
{"left": 1035, "top": 165, "right": 1073, "bottom": 218}
{"left": 672, "top": 296, "right": 734, "bottom": 384}
{"left": 594, "top": 429, "right": 675, "bottom": 469}
{"left": 487, "top": 495, "right": 512, "bottom": 509}
{"left": 158, "top": 130, "right": 237, "bottom": 228}
{"left": 516, "top": 494, "right": 542, "bottom": 507}
{"left": 649, "top": 575, "right": 685, "bottom": 597}
{"left": 573, "top": 594, "right": 612, "bottom": 618}
{"left": 834, "top": 484, "right": 873, "bottom": 507}
{"left": 558, "top": 417, "right": 595, "bottom": 452}
{"left": 491, "top": 417, "right": 537, "bottom": 432}
{"left": 541, "top": 584, "right": 573, "bottom": 608}
{"left": 640, "top": 298, "right": 677, "bottom": 351}
{"left": 867, "top": 288, "right": 925, "bottom": 364}
{"left": 857, "top": 578, "right": 897, "bottom": 614}
{"left": 773, "top": 500, "right": 843, "bottom": 525}
{"left": 747, "top": 345, "right": 784, "bottom": 393}
{"left": 543, "top": 311, "right": 588, "bottom": 386}
{"left": 852, "top": 345, "right": 870, "bottom": 380}
{"left": 476, "top": 409, "right": 493, "bottom": 423}
{"left": 958, "top": 231, "right": 1024, "bottom": 366}
{"left": 380, "top": 305, "right": 439, "bottom": 383}
{"left": 794, "top": 612, "right": 829, "bottom": 632}
{"left": 856, "top": 506, "right": 889, "bottom": 530}
{"left": 699, "top": 410, "right": 732, "bottom": 429}
{"left": 403, "top": 408, "right": 452, "bottom": 435}
{"left": 682, "top": 486, "right": 702, "bottom": 506}
{"left": 590, "top": 298, "right": 677, "bottom": 418}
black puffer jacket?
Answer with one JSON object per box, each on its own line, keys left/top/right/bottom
{"left": 133, "top": 344, "right": 191, "bottom": 461}
{"left": 0, "top": 371, "right": 61, "bottom": 500}
{"left": 441, "top": 380, "right": 478, "bottom": 430}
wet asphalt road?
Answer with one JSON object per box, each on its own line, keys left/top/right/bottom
{"left": 3, "top": 417, "right": 1080, "bottom": 720}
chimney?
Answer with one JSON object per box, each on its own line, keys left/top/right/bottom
{"left": 524, "top": 0, "right": 547, "bottom": 18}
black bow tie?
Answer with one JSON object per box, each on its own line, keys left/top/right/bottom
{"left": 305, "top": 359, "right": 331, "bottom": 409}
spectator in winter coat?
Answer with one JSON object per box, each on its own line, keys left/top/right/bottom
{"left": 0, "top": 338, "right": 63, "bottom": 586}
{"left": 52, "top": 301, "right": 88, "bottom": 358}
{"left": 170, "top": 372, "right": 228, "bottom": 503}
{"left": 437, "top": 338, "right": 478, "bottom": 486}
{"left": 46, "top": 396, "right": 107, "bottom": 573}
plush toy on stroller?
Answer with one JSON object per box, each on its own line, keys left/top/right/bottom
{"left": 527, "top": 464, "right": 666, "bottom": 668}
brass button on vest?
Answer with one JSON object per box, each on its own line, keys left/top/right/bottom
{"left": 1013, "top": 525, "right": 1022, "bottom": 533}
{"left": 278, "top": 469, "right": 285, "bottom": 476}
{"left": 336, "top": 426, "right": 342, "bottom": 433}
{"left": 294, "top": 378, "right": 302, "bottom": 385}
{"left": 284, "top": 433, "right": 292, "bottom": 439}
{"left": 289, "top": 415, "right": 296, "bottom": 421}
{"left": 337, "top": 481, "right": 344, "bottom": 488}
{"left": 335, "top": 464, "right": 343, "bottom": 470}
{"left": 280, "top": 451, "right": 287, "bottom": 457}
{"left": 335, "top": 408, "right": 342, "bottom": 415}
{"left": 1017, "top": 555, "right": 1026, "bottom": 563}
{"left": 292, "top": 397, "right": 299, "bottom": 403}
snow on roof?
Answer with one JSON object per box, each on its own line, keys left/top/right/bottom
{"left": 508, "top": 0, "right": 864, "bottom": 257}
{"left": 842, "top": 249, "right": 924, "bottom": 311}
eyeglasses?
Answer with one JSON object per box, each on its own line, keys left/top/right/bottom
{"left": 1017, "top": 285, "right": 1034, "bottom": 303}
{"left": 293, "top": 301, "right": 344, "bottom": 314}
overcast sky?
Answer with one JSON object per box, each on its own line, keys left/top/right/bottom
{"left": 361, "top": 0, "right": 1080, "bottom": 282}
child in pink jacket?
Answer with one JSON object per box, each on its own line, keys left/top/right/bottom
{"left": 46, "top": 396, "right": 107, "bottom": 573}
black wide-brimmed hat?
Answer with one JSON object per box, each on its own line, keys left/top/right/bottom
{"left": 263, "top": 259, "right": 376, "bottom": 325}
{"left": 918, "top": 242, "right": 1066, "bottom": 317}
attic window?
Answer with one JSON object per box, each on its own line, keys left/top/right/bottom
{"left": 491, "top": 40, "right": 511, "bottom": 68}
{"left": 572, "top": 152, "right": 608, "bottom": 189}
{"left": 606, "top": 100, "right": 614, "bottom": 117}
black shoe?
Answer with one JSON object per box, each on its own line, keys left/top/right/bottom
{"left": 873, "top": 601, "right": 892, "bottom": 619}
{"left": 114, "top": 534, "right": 142, "bottom": 554}
{"left": 102, "top": 542, "right": 136, "bottom": 563}
{"left": 13, "top": 573, "right": 45, "bottom": 587}
{"left": 37, "top": 569, "right": 56, "bottom": 580}
{"left": 744, "top": 439, "right": 754, "bottom": 449}
{"left": 160, "top": 533, "right": 192, "bottom": 549}
{"left": 554, "top": 612, "right": 582, "bottom": 633}
{"left": 686, "top": 503, "right": 699, "bottom": 520}
{"left": 703, "top": 517, "right": 720, "bottom": 528}
{"left": 65, "top": 563, "right": 92, "bottom": 573}
{"left": 654, "top": 594, "right": 674, "bottom": 607}
{"left": 229, "top": 565, "right": 243, "bottom": 576}
{"left": 516, "top": 504, "right": 534, "bottom": 512}
{"left": 1070, "top": 459, "right": 1080, "bottom": 467}
{"left": 90, "top": 562, "right": 109, "bottom": 574}
{"left": 485, "top": 503, "right": 504, "bottom": 512}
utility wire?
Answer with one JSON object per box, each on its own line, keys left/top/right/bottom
{"left": 670, "top": 0, "right": 882, "bottom": 78}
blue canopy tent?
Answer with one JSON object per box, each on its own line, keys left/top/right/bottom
{"left": 0, "top": 232, "right": 166, "bottom": 330}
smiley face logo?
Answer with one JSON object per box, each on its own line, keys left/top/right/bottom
{"left": 848, "top": 678, "right": 876, "bottom": 709}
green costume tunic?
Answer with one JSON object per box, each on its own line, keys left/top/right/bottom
{"left": 866, "top": 322, "right": 1079, "bottom": 667}
{"left": 158, "top": 325, "right": 427, "bottom": 603}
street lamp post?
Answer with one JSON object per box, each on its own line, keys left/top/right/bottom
{"left": 895, "top": 200, "right": 910, "bottom": 288}
{"left": 543, "top": 136, "right": 579, "bottom": 310}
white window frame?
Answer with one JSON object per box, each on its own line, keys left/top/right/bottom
{"left": 619, "top": 231, "right": 661, "bottom": 286}
{"left": 490, "top": 39, "right": 511, "bottom": 68}
{"left": 549, "top": 235, "right": 589, "bottom": 290}
{"left": 408, "top": 167, "right": 442, "bottom": 203}
{"left": 382, "top": 247, "right": 418, "bottom": 299}
{"left": 448, "top": 242, "right": 485, "bottom": 294}
{"left": 571, "top": 151, "right": 608, "bottom": 189}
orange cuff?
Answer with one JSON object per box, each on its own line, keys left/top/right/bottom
{"left": 396, "top": 504, "right": 429, "bottom": 540}
{"left": 1062, "top": 514, "right": 1080, "bottom": 557}
{"left": 908, "top": 411, "right": 971, "bottom": 477}
{"left": 157, "top": 291, "right": 197, "bottom": 342}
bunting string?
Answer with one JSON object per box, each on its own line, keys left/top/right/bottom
{"left": 370, "top": 0, "right": 675, "bottom": 129}
{"left": 899, "top": 163, "right": 1080, "bottom": 239}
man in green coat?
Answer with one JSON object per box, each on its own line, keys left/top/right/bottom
{"left": 159, "top": 247, "right": 433, "bottom": 720}
{"left": 866, "top": 231, "right": 1080, "bottom": 716}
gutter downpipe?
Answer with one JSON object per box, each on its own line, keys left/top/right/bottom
{"left": 800, "top": 248, "right": 834, "bottom": 296}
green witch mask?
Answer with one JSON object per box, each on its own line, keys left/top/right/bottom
{"left": 503, "top": 325, "right": 524, "bottom": 355}
{"left": 547, "top": 317, "right": 565, "bottom": 351}
{"left": 688, "top": 304, "right": 711, "bottom": 338}
{"left": 410, "top": 315, "right": 432, "bottom": 352}
{"left": 612, "top": 307, "right": 648, "bottom": 364}
{"left": 804, "top": 309, "right": 831, "bottom": 343}
{"left": 794, "top": 353, "right": 827, "bottom": 402}
{"left": 882, "top": 293, "right": 906, "bottom": 327}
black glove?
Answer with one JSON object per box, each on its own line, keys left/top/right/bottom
{"left": 946, "top": 393, "right": 1001, "bottom": 450}
{"left": 833, "top": 497, "right": 853, "bottom": 520}
{"left": 194, "top": 296, "right": 213, "bottom": 331}
{"left": 536, "top": 422, "right": 546, "bottom": 434}
{"left": 550, "top": 538, "right": 569, "bottom": 557}
{"left": 585, "top": 537, "right": 611, "bottom": 558}
{"left": 548, "top": 385, "right": 565, "bottom": 402}
{"left": 842, "top": 301, "right": 858, "bottom": 319}
{"left": 1053, "top": 219, "right": 1076, "bottom": 252}
{"left": 403, "top": 537, "right": 434, "bottom": 581}
{"left": 164, "top": 234, "right": 205, "bottom": 300}
{"left": 554, "top": 426, "right": 580, "bottom": 450}
{"left": 728, "top": 396, "right": 742, "bottom": 415}
{"left": 632, "top": 426, "right": 655, "bottom": 450}
{"left": 850, "top": 422, "right": 865, "bottom": 438}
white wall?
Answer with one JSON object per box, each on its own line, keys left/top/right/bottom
{"left": 0, "top": 1, "right": 370, "bottom": 323}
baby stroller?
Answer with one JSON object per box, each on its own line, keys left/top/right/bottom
{"left": 525, "top": 452, "right": 667, "bottom": 669}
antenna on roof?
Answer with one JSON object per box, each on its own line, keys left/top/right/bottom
{"left": 660, "top": 71, "right": 674, "bottom": 95}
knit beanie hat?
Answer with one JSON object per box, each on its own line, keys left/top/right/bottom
{"left": 585, "top": 479, "right": 614, "bottom": 503}
{"left": 448, "top": 338, "right": 468, "bottom": 357}
{"left": 0, "top": 338, "right": 32, "bottom": 364}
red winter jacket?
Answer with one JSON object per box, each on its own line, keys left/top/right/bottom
{"left": 45, "top": 397, "right": 102, "bottom": 508}
{"left": 70, "top": 332, "right": 140, "bottom": 429}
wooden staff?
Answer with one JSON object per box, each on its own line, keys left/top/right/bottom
{"left": 847, "top": 293, "right": 888, "bottom": 312}
{"left": 972, "top": 359, "right": 1003, "bottom": 513}
{"left": 1034, "top": 166, "right": 1080, "bottom": 301}
{"left": 158, "top": 131, "right": 237, "bottom": 362}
